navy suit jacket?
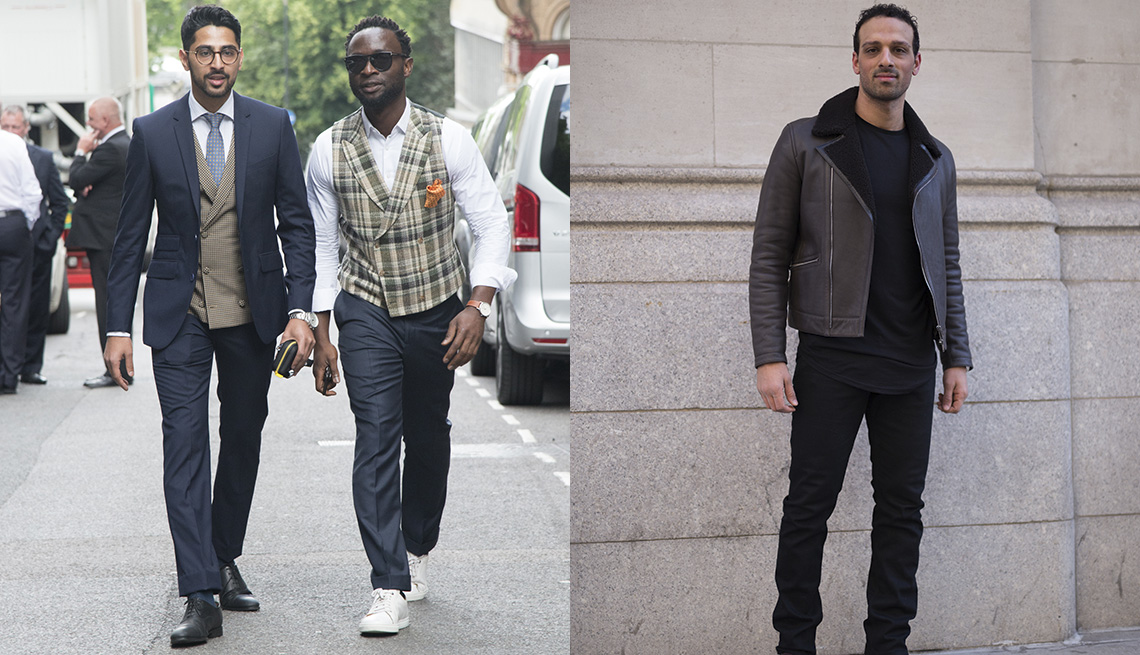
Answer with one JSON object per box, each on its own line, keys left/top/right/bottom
{"left": 106, "top": 92, "right": 315, "bottom": 350}
{"left": 67, "top": 130, "right": 129, "bottom": 251}
{"left": 27, "top": 144, "right": 69, "bottom": 253}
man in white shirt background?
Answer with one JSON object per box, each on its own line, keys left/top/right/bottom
{"left": 0, "top": 126, "right": 43, "bottom": 394}
{"left": 304, "top": 14, "right": 515, "bottom": 638}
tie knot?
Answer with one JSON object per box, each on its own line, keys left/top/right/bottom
{"left": 205, "top": 112, "right": 223, "bottom": 129}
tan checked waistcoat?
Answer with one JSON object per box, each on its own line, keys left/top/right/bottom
{"left": 190, "top": 135, "right": 252, "bottom": 328}
{"left": 330, "top": 105, "right": 464, "bottom": 316}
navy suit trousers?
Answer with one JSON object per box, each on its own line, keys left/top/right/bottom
{"left": 335, "top": 291, "right": 459, "bottom": 591}
{"left": 0, "top": 212, "right": 31, "bottom": 389}
{"left": 152, "top": 314, "right": 272, "bottom": 595}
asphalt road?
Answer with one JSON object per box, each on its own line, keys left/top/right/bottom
{"left": 0, "top": 288, "right": 569, "bottom": 655}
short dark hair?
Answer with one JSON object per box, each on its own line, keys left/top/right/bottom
{"left": 345, "top": 16, "right": 412, "bottom": 57}
{"left": 181, "top": 5, "right": 242, "bottom": 51}
{"left": 854, "top": 4, "right": 919, "bottom": 54}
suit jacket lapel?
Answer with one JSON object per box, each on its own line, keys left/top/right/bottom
{"left": 233, "top": 93, "right": 251, "bottom": 225}
{"left": 171, "top": 94, "right": 201, "bottom": 221}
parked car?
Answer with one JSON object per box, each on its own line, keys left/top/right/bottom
{"left": 48, "top": 234, "right": 70, "bottom": 333}
{"left": 456, "top": 54, "right": 569, "bottom": 405}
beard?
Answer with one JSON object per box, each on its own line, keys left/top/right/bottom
{"left": 352, "top": 77, "right": 403, "bottom": 111}
{"left": 860, "top": 70, "right": 910, "bottom": 102}
{"left": 193, "top": 70, "right": 234, "bottom": 99}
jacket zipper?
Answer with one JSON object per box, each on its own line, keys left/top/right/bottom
{"left": 828, "top": 169, "right": 834, "bottom": 330}
{"left": 911, "top": 153, "right": 945, "bottom": 351}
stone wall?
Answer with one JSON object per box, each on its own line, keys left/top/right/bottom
{"left": 571, "top": 1, "right": 1140, "bottom": 651}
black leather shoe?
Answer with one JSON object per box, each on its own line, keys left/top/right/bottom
{"left": 20, "top": 373, "right": 47, "bottom": 384}
{"left": 219, "top": 563, "right": 260, "bottom": 611}
{"left": 170, "top": 597, "right": 222, "bottom": 647}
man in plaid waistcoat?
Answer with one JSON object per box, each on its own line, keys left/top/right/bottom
{"left": 304, "top": 15, "right": 516, "bottom": 636}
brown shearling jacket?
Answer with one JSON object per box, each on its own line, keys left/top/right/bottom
{"left": 748, "top": 87, "right": 972, "bottom": 372}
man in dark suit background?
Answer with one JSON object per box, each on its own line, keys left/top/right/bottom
{"left": 67, "top": 96, "right": 130, "bottom": 388}
{"left": 1, "top": 105, "right": 70, "bottom": 385}
{"left": 102, "top": 5, "right": 316, "bottom": 647}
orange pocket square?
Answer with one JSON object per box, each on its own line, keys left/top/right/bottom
{"left": 425, "top": 179, "right": 446, "bottom": 208}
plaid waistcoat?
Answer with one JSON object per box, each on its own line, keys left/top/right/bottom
{"left": 330, "top": 105, "right": 464, "bottom": 316}
{"left": 190, "top": 135, "right": 252, "bottom": 328}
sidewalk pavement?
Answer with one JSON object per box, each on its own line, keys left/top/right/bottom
{"left": 926, "top": 628, "right": 1140, "bottom": 655}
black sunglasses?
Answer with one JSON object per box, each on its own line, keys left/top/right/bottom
{"left": 343, "top": 51, "right": 409, "bottom": 74}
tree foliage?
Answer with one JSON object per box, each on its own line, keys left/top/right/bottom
{"left": 146, "top": 0, "right": 455, "bottom": 157}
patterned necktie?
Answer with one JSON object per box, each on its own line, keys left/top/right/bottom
{"left": 205, "top": 112, "right": 224, "bottom": 186}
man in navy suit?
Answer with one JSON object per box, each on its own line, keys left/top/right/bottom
{"left": 102, "top": 5, "right": 317, "bottom": 647}
{"left": 67, "top": 97, "right": 131, "bottom": 387}
{"left": 0, "top": 105, "right": 69, "bottom": 385}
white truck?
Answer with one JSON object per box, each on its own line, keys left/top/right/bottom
{"left": 0, "top": 0, "right": 150, "bottom": 333}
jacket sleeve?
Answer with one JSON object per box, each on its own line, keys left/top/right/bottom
{"left": 68, "top": 140, "right": 122, "bottom": 190}
{"left": 938, "top": 150, "right": 972, "bottom": 370}
{"left": 272, "top": 109, "right": 316, "bottom": 313}
{"left": 43, "top": 156, "right": 69, "bottom": 243}
{"left": 749, "top": 122, "right": 802, "bottom": 368}
{"left": 105, "top": 119, "right": 154, "bottom": 334}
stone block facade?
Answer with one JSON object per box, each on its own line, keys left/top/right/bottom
{"left": 571, "top": 0, "right": 1140, "bottom": 651}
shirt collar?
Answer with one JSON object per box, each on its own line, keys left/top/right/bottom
{"left": 362, "top": 98, "right": 411, "bottom": 141}
{"left": 188, "top": 91, "right": 236, "bottom": 123}
{"left": 101, "top": 124, "right": 126, "bottom": 140}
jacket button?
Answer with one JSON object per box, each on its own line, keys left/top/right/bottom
{"left": 238, "top": 299, "right": 246, "bottom": 307}
{"left": 198, "top": 301, "right": 205, "bottom": 308}
{"left": 203, "top": 267, "right": 211, "bottom": 274}
{"left": 202, "top": 231, "right": 209, "bottom": 239}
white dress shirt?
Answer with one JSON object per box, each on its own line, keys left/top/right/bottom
{"left": 188, "top": 92, "right": 235, "bottom": 160}
{"left": 0, "top": 130, "right": 42, "bottom": 229}
{"left": 305, "top": 98, "right": 516, "bottom": 313}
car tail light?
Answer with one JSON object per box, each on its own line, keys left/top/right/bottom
{"left": 513, "top": 184, "right": 540, "bottom": 252}
{"left": 533, "top": 338, "right": 567, "bottom": 344}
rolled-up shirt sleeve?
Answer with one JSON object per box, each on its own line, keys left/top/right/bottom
{"left": 304, "top": 128, "right": 343, "bottom": 313}
{"left": 442, "top": 119, "right": 517, "bottom": 291}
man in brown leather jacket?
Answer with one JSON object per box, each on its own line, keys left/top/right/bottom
{"left": 749, "top": 5, "right": 972, "bottom": 654}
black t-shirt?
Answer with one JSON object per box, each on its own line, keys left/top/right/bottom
{"left": 798, "top": 116, "right": 936, "bottom": 393}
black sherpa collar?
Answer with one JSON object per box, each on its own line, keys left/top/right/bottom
{"left": 810, "top": 86, "right": 942, "bottom": 217}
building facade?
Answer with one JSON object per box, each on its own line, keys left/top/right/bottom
{"left": 571, "top": 1, "right": 1140, "bottom": 652}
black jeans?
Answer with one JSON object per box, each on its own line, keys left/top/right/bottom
{"left": 773, "top": 361, "right": 935, "bottom": 655}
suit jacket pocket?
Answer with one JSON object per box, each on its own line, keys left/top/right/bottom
{"left": 147, "top": 260, "right": 178, "bottom": 280}
{"left": 259, "top": 251, "right": 284, "bottom": 272}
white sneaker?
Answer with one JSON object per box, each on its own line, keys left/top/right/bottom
{"left": 406, "top": 551, "right": 429, "bottom": 601}
{"left": 358, "top": 589, "right": 409, "bottom": 634}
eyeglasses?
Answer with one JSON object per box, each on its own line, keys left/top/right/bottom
{"left": 193, "top": 46, "right": 240, "bottom": 66}
{"left": 343, "top": 51, "right": 409, "bottom": 74}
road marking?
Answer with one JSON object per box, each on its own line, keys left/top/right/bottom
{"left": 518, "top": 428, "right": 536, "bottom": 443}
{"left": 488, "top": 400, "right": 504, "bottom": 410}
{"left": 475, "top": 388, "right": 491, "bottom": 398}
{"left": 452, "top": 443, "right": 529, "bottom": 458}
{"left": 456, "top": 369, "right": 469, "bottom": 377}
{"left": 502, "top": 414, "right": 520, "bottom": 426}
{"left": 318, "top": 440, "right": 355, "bottom": 447}
{"left": 465, "top": 377, "right": 480, "bottom": 387}
{"left": 533, "top": 452, "right": 555, "bottom": 464}
{"left": 554, "top": 472, "right": 570, "bottom": 486}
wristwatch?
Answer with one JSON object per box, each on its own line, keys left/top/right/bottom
{"left": 465, "top": 300, "right": 491, "bottom": 318}
{"left": 288, "top": 309, "right": 319, "bottom": 330}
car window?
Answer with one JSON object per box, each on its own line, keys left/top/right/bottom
{"left": 494, "top": 84, "right": 533, "bottom": 197}
{"left": 540, "top": 83, "right": 569, "bottom": 196}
